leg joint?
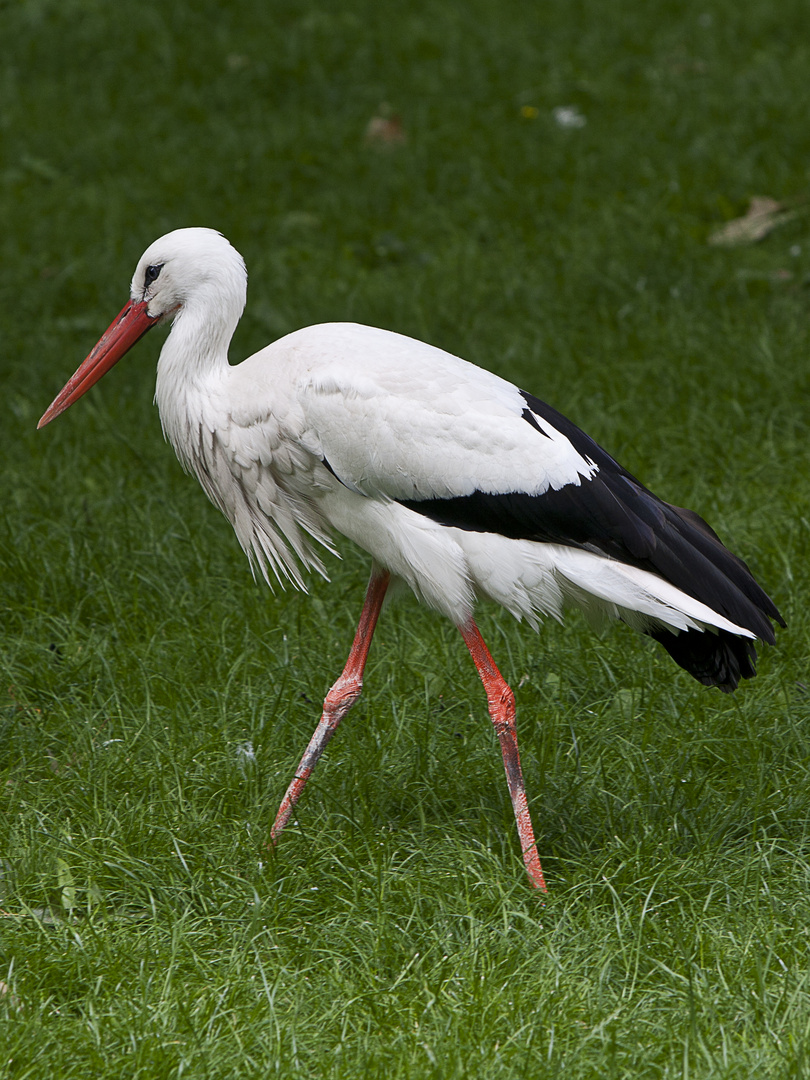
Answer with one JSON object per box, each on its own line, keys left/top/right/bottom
{"left": 324, "top": 676, "right": 364, "bottom": 716}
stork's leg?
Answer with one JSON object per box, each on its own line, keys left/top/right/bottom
{"left": 458, "top": 621, "right": 547, "bottom": 892}
{"left": 269, "top": 570, "right": 391, "bottom": 845}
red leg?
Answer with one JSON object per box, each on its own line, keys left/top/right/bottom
{"left": 459, "top": 621, "right": 547, "bottom": 892}
{"left": 269, "top": 571, "right": 390, "bottom": 845}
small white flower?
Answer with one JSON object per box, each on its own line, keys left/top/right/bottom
{"left": 553, "top": 105, "right": 586, "bottom": 129}
{"left": 235, "top": 741, "right": 256, "bottom": 774}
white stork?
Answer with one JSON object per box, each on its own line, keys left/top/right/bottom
{"left": 39, "top": 228, "right": 783, "bottom": 891}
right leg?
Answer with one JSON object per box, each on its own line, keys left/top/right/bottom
{"left": 269, "top": 570, "right": 391, "bottom": 844}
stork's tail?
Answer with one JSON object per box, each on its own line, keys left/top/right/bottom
{"left": 647, "top": 625, "right": 757, "bottom": 693}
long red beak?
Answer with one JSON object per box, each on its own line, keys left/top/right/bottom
{"left": 38, "top": 298, "right": 157, "bottom": 429}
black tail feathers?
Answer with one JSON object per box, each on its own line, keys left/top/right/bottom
{"left": 647, "top": 625, "right": 759, "bottom": 693}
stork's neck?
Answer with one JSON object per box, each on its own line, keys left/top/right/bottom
{"left": 154, "top": 296, "right": 240, "bottom": 464}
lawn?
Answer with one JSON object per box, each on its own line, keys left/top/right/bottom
{"left": 1, "top": 0, "right": 810, "bottom": 1075}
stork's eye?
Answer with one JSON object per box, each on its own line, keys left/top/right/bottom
{"left": 144, "top": 264, "right": 163, "bottom": 285}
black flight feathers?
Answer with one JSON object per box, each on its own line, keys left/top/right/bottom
{"left": 398, "top": 391, "right": 784, "bottom": 692}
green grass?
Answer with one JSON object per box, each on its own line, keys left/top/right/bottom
{"left": 2, "top": 0, "right": 810, "bottom": 1075}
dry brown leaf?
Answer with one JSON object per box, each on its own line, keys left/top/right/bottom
{"left": 365, "top": 105, "right": 407, "bottom": 147}
{"left": 708, "top": 197, "right": 802, "bottom": 246}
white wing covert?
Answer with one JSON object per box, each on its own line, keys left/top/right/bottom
{"left": 290, "top": 325, "right": 598, "bottom": 504}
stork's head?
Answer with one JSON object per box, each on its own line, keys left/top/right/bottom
{"left": 38, "top": 228, "right": 247, "bottom": 429}
{"left": 131, "top": 228, "right": 247, "bottom": 323}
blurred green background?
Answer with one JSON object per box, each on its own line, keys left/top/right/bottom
{"left": 2, "top": 0, "right": 809, "bottom": 1076}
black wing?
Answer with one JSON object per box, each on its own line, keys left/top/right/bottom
{"left": 398, "top": 391, "right": 783, "bottom": 691}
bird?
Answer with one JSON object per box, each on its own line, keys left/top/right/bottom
{"left": 39, "top": 227, "right": 783, "bottom": 892}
